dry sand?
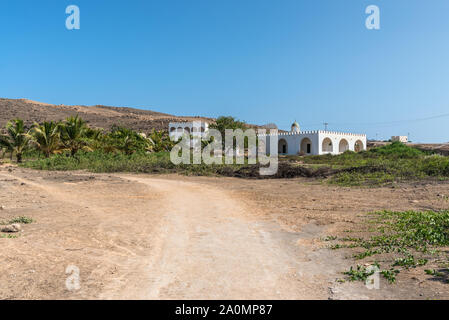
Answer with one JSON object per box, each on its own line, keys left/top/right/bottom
{"left": 0, "top": 165, "right": 448, "bottom": 300}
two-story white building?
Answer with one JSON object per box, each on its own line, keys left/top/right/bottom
{"left": 168, "top": 121, "right": 209, "bottom": 140}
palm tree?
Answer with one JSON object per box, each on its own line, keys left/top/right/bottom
{"left": 0, "top": 119, "right": 32, "bottom": 163}
{"left": 58, "top": 116, "right": 91, "bottom": 156}
{"left": 109, "top": 126, "right": 146, "bottom": 155}
{"left": 147, "top": 130, "right": 175, "bottom": 152}
{"left": 83, "top": 127, "right": 112, "bottom": 153}
{"left": 84, "top": 127, "right": 104, "bottom": 140}
{"left": 30, "top": 121, "right": 62, "bottom": 158}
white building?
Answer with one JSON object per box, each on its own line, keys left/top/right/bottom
{"left": 391, "top": 136, "right": 408, "bottom": 143}
{"left": 168, "top": 120, "right": 366, "bottom": 156}
{"left": 169, "top": 121, "right": 209, "bottom": 140}
{"left": 259, "top": 121, "right": 366, "bottom": 156}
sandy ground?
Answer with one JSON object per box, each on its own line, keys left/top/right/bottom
{"left": 0, "top": 165, "right": 448, "bottom": 300}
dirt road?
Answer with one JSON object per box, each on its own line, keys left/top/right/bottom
{"left": 115, "top": 176, "right": 314, "bottom": 299}
{"left": 0, "top": 168, "right": 319, "bottom": 299}
{"left": 1, "top": 166, "right": 448, "bottom": 299}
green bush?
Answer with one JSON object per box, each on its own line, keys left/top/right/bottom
{"left": 369, "top": 141, "right": 426, "bottom": 159}
{"left": 420, "top": 155, "right": 449, "bottom": 176}
{"left": 19, "top": 126, "right": 449, "bottom": 186}
{"left": 336, "top": 210, "right": 449, "bottom": 283}
{"left": 303, "top": 142, "right": 448, "bottom": 186}
{"left": 22, "top": 151, "right": 174, "bottom": 173}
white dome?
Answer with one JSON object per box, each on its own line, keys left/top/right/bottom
{"left": 291, "top": 121, "right": 300, "bottom": 133}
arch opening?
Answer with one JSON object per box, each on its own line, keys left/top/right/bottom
{"left": 322, "top": 138, "right": 333, "bottom": 153}
{"left": 278, "top": 139, "right": 288, "bottom": 154}
{"left": 354, "top": 140, "right": 364, "bottom": 152}
{"left": 300, "top": 138, "right": 312, "bottom": 155}
{"left": 339, "top": 139, "right": 349, "bottom": 153}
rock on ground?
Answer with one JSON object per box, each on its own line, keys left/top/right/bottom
{"left": 1, "top": 224, "right": 21, "bottom": 233}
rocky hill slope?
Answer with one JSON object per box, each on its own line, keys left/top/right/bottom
{"left": 0, "top": 98, "right": 214, "bottom": 132}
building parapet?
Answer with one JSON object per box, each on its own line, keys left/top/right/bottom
{"left": 257, "top": 130, "right": 366, "bottom": 137}
{"left": 169, "top": 121, "right": 208, "bottom": 126}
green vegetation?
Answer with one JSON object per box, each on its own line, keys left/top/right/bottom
{"left": 209, "top": 116, "right": 247, "bottom": 139}
{"left": 327, "top": 210, "right": 449, "bottom": 283}
{"left": 380, "top": 269, "right": 400, "bottom": 284}
{"left": 425, "top": 269, "right": 444, "bottom": 277}
{"left": 21, "top": 150, "right": 335, "bottom": 179}
{"left": 0, "top": 216, "right": 34, "bottom": 225}
{"left": 0, "top": 234, "right": 18, "bottom": 239}
{"left": 344, "top": 264, "right": 377, "bottom": 282}
{"left": 23, "top": 151, "right": 174, "bottom": 173}
{"left": 7, "top": 216, "right": 34, "bottom": 224}
{"left": 1, "top": 116, "right": 174, "bottom": 165}
{"left": 1, "top": 116, "right": 447, "bottom": 186}
{"left": 22, "top": 150, "right": 250, "bottom": 175}
{"left": 207, "top": 116, "right": 250, "bottom": 149}
{"left": 58, "top": 116, "right": 92, "bottom": 156}
{"left": 323, "top": 235, "right": 338, "bottom": 241}
{"left": 30, "top": 121, "right": 63, "bottom": 158}
{"left": 7, "top": 115, "right": 312, "bottom": 178}
{"left": 20, "top": 140, "right": 449, "bottom": 184}
{"left": 0, "top": 216, "right": 34, "bottom": 239}
{"left": 0, "top": 119, "right": 33, "bottom": 163}
{"left": 303, "top": 142, "right": 449, "bottom": 186}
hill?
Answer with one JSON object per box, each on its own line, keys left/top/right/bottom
{"left": 0, "top": 98, "right": 215, "bottom": 132}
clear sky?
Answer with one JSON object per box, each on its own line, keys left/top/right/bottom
{"left": 1, "top": 0, "right": 448, "bottom": 142}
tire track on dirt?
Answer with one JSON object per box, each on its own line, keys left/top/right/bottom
{"left": 120, "top": 176, "right": 318, "bottom": 299}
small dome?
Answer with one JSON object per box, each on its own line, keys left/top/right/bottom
{"left": 291, "top": 121, "right": 300, "bottom": 133}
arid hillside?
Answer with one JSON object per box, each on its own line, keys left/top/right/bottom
{"left": 0, "top": 98, "right": 215, "bottom": 132}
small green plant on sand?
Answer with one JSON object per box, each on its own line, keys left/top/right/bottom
{"left": 0, "top": 216, "right": 34, "bottom": 225}
{"left": 334, "top": 210, "right": 449, "bottom": 283}
{"left": 344, "top": 265, "right": 376, "bottom": 282}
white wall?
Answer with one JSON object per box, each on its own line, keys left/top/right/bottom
{"left": 169, "top": 121, "right": 209, "bottom": 140}
{"left": 262, "top": 131, "right": 320, "bottom": 155}
{"left": 260, "top": 130, "right": 366, "bottom": 156}
{"left": 391, "top": 136, "right": 408, "bottom": 143}
{"left": 318, "top": 131, "right": 367, "bottom": 155}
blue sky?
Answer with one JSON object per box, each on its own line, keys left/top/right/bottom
{"left": 1, "top": 0, "right": 448, "bottom": 142}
